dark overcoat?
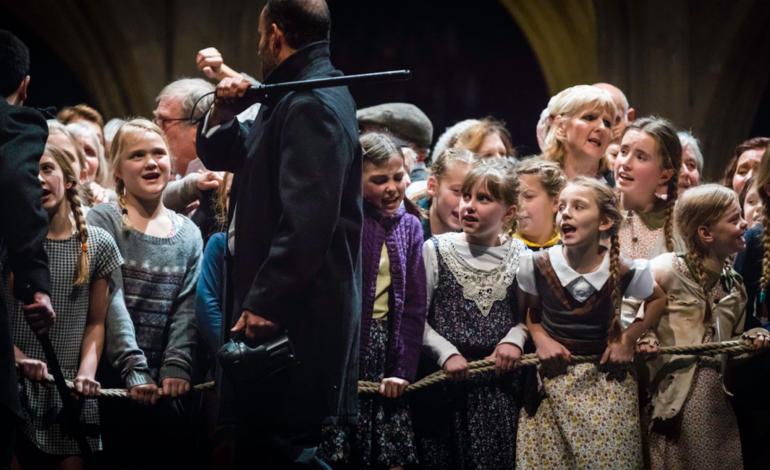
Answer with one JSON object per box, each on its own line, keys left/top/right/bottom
{"left": 0, "top": 100, "right": 50, "bottom": 418}
{"left": 197, "top": 41, "right": 362, "bottom": 431}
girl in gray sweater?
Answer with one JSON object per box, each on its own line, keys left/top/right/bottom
{"left": 87, "top": 118, "right": 202, "bottom": 470}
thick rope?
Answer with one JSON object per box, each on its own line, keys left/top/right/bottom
{"left": 38, "top": 339, "right": 758, "bottom": 399}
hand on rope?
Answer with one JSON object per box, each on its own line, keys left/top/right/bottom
{"left": 601, "top": 335, "right": 636, "bottom": 365}
{"left": 379, "top": 377, "right": 409, "bottom": 398}
{"left": 34, "top": 338, "right": 767, "bottom": 400}
{"left": 485, "top": 343, "right": 522, "bottom": 375}
{"left": 743, "top": 329, "right": 770, "bottom": 350}
{"left": 442, "top": 354, "right": 469, "bottom": 381}
{"left": 129, "top": 383, "right": 159, "bottom": 405}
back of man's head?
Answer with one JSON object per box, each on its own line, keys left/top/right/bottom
{"left": 264, "top": 0, "right": 330, "bottom": 50}
{"left": 0, "top": 29, "right": 30, "bottom": 98}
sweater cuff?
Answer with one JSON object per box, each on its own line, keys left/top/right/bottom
{"left": 124, "top": 370, "right": 154, "bottom": 388}
{"left": 160, "top": 364, "right": 191, "bottom": 382}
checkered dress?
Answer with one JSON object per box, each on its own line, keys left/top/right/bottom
{"left": 6, "top": 226, "right": 123, "bottom": 455}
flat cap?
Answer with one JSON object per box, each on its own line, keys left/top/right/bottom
{"left": 357, "top": 102, "right": 433, "bottom": 148}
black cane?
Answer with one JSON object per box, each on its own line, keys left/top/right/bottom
{"left": 242, "top": 69, "right": 411, "bottom": 102}
{"left": 36, "top": 333, "right": 93, "bottom": 455}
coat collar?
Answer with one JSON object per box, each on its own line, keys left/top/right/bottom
{"left": 264, "top": 40, "right": 332, "bottom": 85}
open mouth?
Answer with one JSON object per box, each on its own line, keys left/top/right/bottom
{"left": 142, "top": 172, "right": 161, "bottom": 181}
{"left": 382, "top": 196, "right": 400, "bottom": 207}
{"left": 587, "top": 137, "right": 602, "bottom": 147}
{"left": 41, "top": 188, "right": 52, "bottom": 198}
{"left": 617, "top": 171, "right": 635, "bottom": 183}
{"left": 463, "top": 215, "right": 478, "bottom": 223}
{"left": 561, "top": 223, "right": 577, "bottom": 235}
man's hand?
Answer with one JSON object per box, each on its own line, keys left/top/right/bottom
{"left": 442, "top": 354, "right": 469, "bottom": 381}
{"left": 22, "top": 292, "right": 55, "bottom": 336}
{"left": 231, "top": 310, "right": 281, "bottom": 341}
{"left": 17, "top": 358, "right": 48, "bottom": 382}
{"left": 129, "top": 383, "right": 160, "bottom": 405}
{"left": 379, "top": 377, "right": 409, "bottom": 398}
{"left": 196, "top": 47, "right": 242, "bottom": 81}
{"left": 160, "top": 377, "right": 191, "bottom": 398}
{"left": 210, "top": 76, "right": 253, "bottom": 126}
{"left": 486, "top": 343, "right": 522, "bottom": 375}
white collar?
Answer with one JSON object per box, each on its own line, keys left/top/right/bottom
{"left": 547, "top": 245, "right": 610, "bottom": 291}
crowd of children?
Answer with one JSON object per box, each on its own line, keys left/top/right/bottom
{"left": 6, "top": 59, "right": 770, "bottom": 470}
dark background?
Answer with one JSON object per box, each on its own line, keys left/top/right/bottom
{"left": 1, "top": 0, "right": 769, "bottom": 160}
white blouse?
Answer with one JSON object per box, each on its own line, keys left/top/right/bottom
{"left": 517, "top": 245, "right": 654, "bottom": 302}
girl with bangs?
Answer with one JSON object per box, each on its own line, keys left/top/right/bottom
{"left": 86, "top": 118, "right": 202, "bottom": 470}
{"left": 419, "top": 158, "right": 527, "bottom": 469}
{"left": 540, "top": 85, "right": 618, "bottom": 184}
{"left": 513, "top": 157, "right": 567, "bottom": 251}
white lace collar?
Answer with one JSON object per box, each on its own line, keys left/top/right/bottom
{"left": 437, "top": 234, "right": 525, "bottom": 316}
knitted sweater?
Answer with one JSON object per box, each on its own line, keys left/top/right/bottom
{"left": 360, "top": 201, "right": 427, "bottom": 382}
{"left": 87, "top": 203, "right": 202, "bottom": 383}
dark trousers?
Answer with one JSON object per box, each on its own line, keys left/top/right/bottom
{"left": 0, "top": 407, "right": 16, "bottom": 470}
{"left": 732, "top": 352, "right": 770, "bottom": 470}
{"left": 226, "top": 371, "right": 328, "bottom": 470}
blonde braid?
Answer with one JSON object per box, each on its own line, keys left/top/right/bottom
{"left": 67, "top": 187, "right": 90, "bottom": 286}
{"left": 685, "top": 250, "right": 713, "bottom": 324}
{"left": 608, "top": 231, "right": 622, "bottom": 341}
{"left": 115, "top": 179, "right": 132, "bottom": 232}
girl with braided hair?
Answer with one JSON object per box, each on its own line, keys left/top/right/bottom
{"left": 615, "top": 117, "right": 683, "bottom": 329}
{"left": 516, "top": 177, "right": 661, "bottom": 469}
{"left": 616, "top": 116, "right": 682, "bottom": 260}
{"left": 642, "top": 184, "right": 769, "bottom": 469}
{"left": 5, "top": 144, "right": 122, "bottom": 467}
{"left": 86, "top": 119, "right": 202, "bottom": 470}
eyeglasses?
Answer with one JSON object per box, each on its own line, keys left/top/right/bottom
{"left": 153, "top": 116, "right": 191, "bottom": 129}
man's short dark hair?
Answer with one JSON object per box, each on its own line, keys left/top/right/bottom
{"left": 0, "top": 29, "right": 30, "bottom": 97}
{"left": 264, "top": 0, "right": 330, "bottom": 50}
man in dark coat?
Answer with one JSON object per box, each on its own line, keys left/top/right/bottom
{"left": 0, "top": 29, "right": 56, "bottom": 470}
{"left": 196, "top": 1, "right": 361, "bottom": 467}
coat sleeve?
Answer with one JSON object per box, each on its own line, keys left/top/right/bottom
{"left": 392, "top": 217, "right": 427, "bottom": 381}
{"left": 195, "top": 113, "right": 252, "bottom": 174}
{"left": 0, "top": 106, "right": 50, "bottom": 302}
{"left": 163, "top": 173, "right": 200, "bottom": 213}
{"left": 241, "top": 94, "right": 356, "bottom": 324}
